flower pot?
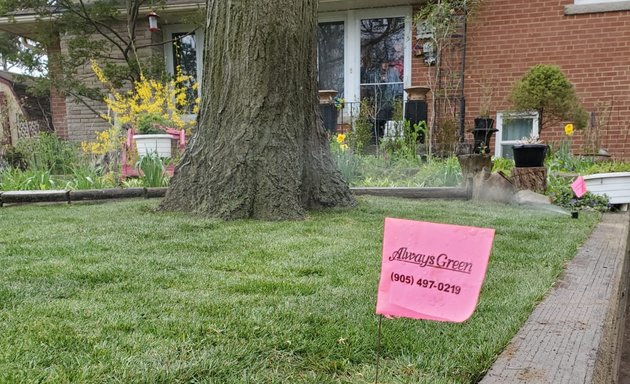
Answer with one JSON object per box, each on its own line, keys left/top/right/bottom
{"left": 404, "top": 86, "right": 431, "bottom": 101}
{"left": 512, "top": 144, "right": 547, "bottom": 168}
{"left": 318, "top": 90, "right": 338, "bottom": 104}
{"left": 471, "top": 126, "right": 498, "bottom": 154}
{"left": 474, "top": 117, "right": 494, "bottom": 130}
{"left": 133, "top": 134, "right": 173, "bottom": 158}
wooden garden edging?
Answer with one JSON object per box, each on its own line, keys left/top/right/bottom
{"left": 0, "top": 187, "right": 168, "bottom": 206}
{"left": 0, "top": 186, "right": 470, "bottom": 207}
{"left": 351, "top": 187, "right": 470, "bottom": 200}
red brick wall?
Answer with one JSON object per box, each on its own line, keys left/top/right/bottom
{"left": 50, "top": 87, "right": 67, "bottom": 139}
{"left": 47, "top": 35, "right": 68, "bottom": 140}
{"left": 411, "top": 0, "right": 630, "bottom": 159}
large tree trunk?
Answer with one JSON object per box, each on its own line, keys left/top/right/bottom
{"left": 159, "top": 0, "right": 355, "bottom": 220}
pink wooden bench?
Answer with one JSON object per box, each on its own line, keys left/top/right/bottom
{"left": 120, "top": 127, "right": 186, "bottom": 178}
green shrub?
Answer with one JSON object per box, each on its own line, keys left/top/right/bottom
{"left": 350, "top": 155, "right": 461, "bottom": 187}
{"left": 13, "top": 133, "right": 79, "bottom": 174}
{"left": 0, "top": 168, "right": 61, "bottom": 190}
{"left": 583, "top": 160, "right": 630, "bottom": 174}
{"left": 417, "top": 155, "right": 462, "bottom": 186}
{"left": 434, "top": 117, "right": 459, "bottom": 156}
{"left": 136, "top": 113, "right": 172, "bottom": 134}
{"left": 348, "top": 117, "right": 372, "bottom": 154}
{"left": 492, "top": 157, "right": 514, "bottom": 174}
{"left": 380, "top": 120, "right": 423, "bottom": 161}
{"left": 331, "top": 149, "right": 358, "bottom": 184}
{"left": 65, "top": 165, "right": 117, "bottom": 190}
{"left": 547, "top": 182, "right": 609, "bottom": 212}
{"left": 2, "top": 145, "right": 28, "bottom": 170}
{"left": 509, "top": 64, "right": 587, "bottom": 133}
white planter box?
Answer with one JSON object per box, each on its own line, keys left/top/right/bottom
{"left": 133, "top": 134, "right": 173, "bottom": 158}
{"left": 583, "top": 172, "right": 630, "bottom": 204}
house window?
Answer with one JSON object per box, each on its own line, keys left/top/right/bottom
{"left": 318, "top": 21, "right": 345, "bottom": 97}
{"left": 359, "top": 17, "right": 405, "bottom": 135}
{"left": 495, "top": 112, "right": 539, "bottom": 158}
{"left": 164, "top": 26, "right": 204, "bottom": 117}
{"left": 318, "top": 8, "right": 412, "bottom": 103}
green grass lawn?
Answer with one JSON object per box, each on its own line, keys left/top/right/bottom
{"left": 0, "top": 197, "right": 599, "bottom": 383}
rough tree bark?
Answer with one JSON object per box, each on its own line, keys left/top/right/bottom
{"left": 159, "top": 0, "right": 356, "bottom": 220}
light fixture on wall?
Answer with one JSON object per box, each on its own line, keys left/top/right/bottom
{"left": 147, "top": 11, "right": 160, "bottom": 32}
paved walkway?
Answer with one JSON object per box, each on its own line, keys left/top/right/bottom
{"left": 481, "top": 212, "right": 630, "bottom": 384}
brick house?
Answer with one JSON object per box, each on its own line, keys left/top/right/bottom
{"left": 462, "top": 0, "right": 630, "bottom": 159}
{"left": 0, "top": 0, "right": 628, "bottom": 159}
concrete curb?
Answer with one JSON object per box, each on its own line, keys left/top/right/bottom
{"left": 480, "top": 212, "right": 630, "bottom": 384}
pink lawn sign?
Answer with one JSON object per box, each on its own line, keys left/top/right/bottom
{"left": 376, "top": 218, "right": 495, "bottom": 323}
{"left": 571, "top": 176, "right": 587, "bottom": 198}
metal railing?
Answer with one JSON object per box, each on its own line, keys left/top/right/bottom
{"left": 320, "top": 99, "right": 428, "bottom": 145}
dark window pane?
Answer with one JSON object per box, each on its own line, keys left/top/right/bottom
{"left": 360, "top": 17, "right": 404, "bottom": 85}
{"left": 359, "top": 16, "right": 404, "bottom": 140}
{"left": 318, "top": 22, "right": 344, "bottom": 97}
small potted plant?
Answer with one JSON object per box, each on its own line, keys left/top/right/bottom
{"left": 512, "top": 135, "right": 547, "bottom": 168}
{"left": 133, "top": 113, "right": 175, "bottom": 158}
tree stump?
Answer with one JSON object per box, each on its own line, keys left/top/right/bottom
{"left": 511, "top": 167, "right": 547, "bottom": 193}
{"left": 458, "top": 154, "right": 492, "bottom": 190}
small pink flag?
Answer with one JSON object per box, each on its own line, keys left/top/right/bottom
{"left": 571, "top": 176, "right": 587, "bottom": 198}
{"left": 376, "top": 218, "right": 495, "bottom": 323}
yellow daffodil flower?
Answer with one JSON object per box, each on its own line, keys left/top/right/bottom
{"left": 564, "top": 123, "right": 574, "bottom": 136}
{"left": 336, "top": 134, "right": 346, "bottom": 144}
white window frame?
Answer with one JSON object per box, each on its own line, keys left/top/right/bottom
{"left": 318, "top": 7, "right": 412, "bottom": 104}
{"left": 494, "top": 111, "right": 539, "bottom": 157}
{"left": 163, "top": 24, "right": 204, "bottom": 119}
{"left": 574, "top": 0, "right": 626, "bottom": 4}
{"left": 317, "top": 13, "right": 349, "bottom": 101}
{"left": 565, "top": 0, "right": 630, "bottom": 14}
